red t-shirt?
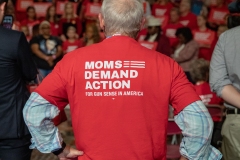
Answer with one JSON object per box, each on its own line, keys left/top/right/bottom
{"left": 192, "top": 28, "right": 216, "bottom": 61}
{"left": 151, "top": 2, "right": 173, "bottom": 16}
{"left": 62, "top": 39, "right": 83, "bottom": 53}
{"left": 179, "top": 12, "right": 197, "bottom": 29}
{"left": 208, "top": 6, "right": 229, "bottom": 24}
{"left": 36, "top": 36, "right": 200, "bottom": 160}
{"left": 163, "top": 23, "right": 184, "bottom": 47}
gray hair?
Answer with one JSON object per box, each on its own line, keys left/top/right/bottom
{"left": 101, "top": 0, "right": 144, "bottom": 38}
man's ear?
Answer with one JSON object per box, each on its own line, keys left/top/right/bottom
{"left": 0, "top": 2, "right": 6, "bottom": 12}
{"left": 98, "top": 13, "right": 105, "bottom": 30}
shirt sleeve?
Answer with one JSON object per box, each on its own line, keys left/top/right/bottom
{"left": 209, "top": 32, "right": 232, "bottom": 97}
{"left": 175, "top": 100, "right": 222, "bottom": 160}
{"left": 17, "top": 33, "right": 38, "bottom": 81}
{"left": 170, "top": 61, "right": 200, "bottom": 115}
{"left": 23, "top": 92, "right": 63, "bottom": 153}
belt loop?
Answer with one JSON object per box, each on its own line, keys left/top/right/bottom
{"left": 235, "top": 108, "right": 238, "bottom": 114}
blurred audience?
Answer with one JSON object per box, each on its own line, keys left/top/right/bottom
{"left": 190, "top": 58, "right": 223, "bottom": 105}
{"left": 30, "top": 21, "right": 62, "bottom": 77}
{"left": 173, "top": 27, "right": 199, "bottom": 83}
{"left": 193, "top": 15, "right": 216, "bottom": 61}
{"left": 81, "top": 23, "right": 101, "bottom": 47}
{"left": 45, "top": 5, "right": 59, "bottom": 36}
{"left": 151, "top": 0, "right": 173, "bottom": 17}
{"left": 20, "top": 6, "right": 39, "bottom": 36}
{"left": 179, "top": 0, "right": 198, "bottom": 29}
{"left": 59, "top": 2, "right": 82, "bottom": 41}
{"left": 163, "top": 7, "right": 183, "bottom": 52}
{"left": 62, "top": 26, "right": 81, "bottom": 54}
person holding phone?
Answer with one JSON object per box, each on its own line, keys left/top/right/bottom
{"left": 0, "top": 0, "right": 38, "bottom": 160}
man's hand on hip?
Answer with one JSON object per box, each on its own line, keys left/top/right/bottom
{"left": 58, "top": 145, "right": 84, "bottom": 160}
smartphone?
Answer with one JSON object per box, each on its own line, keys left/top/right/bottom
{"left": 1, "top": 15, "right": 13, "bottom": 29}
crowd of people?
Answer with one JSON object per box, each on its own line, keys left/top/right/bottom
{"left": 5, "top": 0, "right": 231, "bottom": 105}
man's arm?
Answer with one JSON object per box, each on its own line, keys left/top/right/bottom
{"left": 210, "top": 32, "right": 240, "bottom": 108}
{"left": 17, "top": 33, "right": 38, "bottom": 81}
{"left": 209, "top": 32, "right": 231, "bottom": 97}
{"left": 23, "top": 92, "right": 83, "bottom": 158}
{"left": 175, "top": 100, "right": 222, "bottom": 160}
{"left": 221, "top": 85, "right": 240, "bottom": 108}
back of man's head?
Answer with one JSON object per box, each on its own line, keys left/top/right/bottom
{"left": 101, "top": 0, "right": 144, "bottom": 38}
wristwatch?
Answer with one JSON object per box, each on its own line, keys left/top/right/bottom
{"left": 52, "top": 141, "right": 66, "bottom": 156}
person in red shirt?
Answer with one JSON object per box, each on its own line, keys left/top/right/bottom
{"left": 80, "top": 23, "right": 101, "bottom": 47}
{"left": 151, "top": 0, "right": 173, "bottom": 17}
{"left": 179, "top": 0, "right": 198, "bottom": 29}
{"left": 163, "top": 8, "right": 183, "bottom": 52}
{"left": 190, "top": 58, "right": 223, "bottom": 148}
{"left": 45, "top": 5, "right": 59, "bottom": 37}
{"left": 23, "top": 0, "right": 222, "bottom": 160}
{"left": 190, "top": 59, "right": 223, "bottom": 106}
{"left": 208, "top": 0, "right": 229, "bottom": 30}
{"left": 59, "top": 2, "right": 82, "bottom": 41}
{"left": 192, "top": 15, "right": 216, "bottom": 61}
{"left": 62, "top": 26, "right": 82, "bottom": 54}
{"left": 20, "top": 6, "right": 40, "bottom": 37}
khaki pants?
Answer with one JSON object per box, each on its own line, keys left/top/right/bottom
{"left": 221, "top": 114, "right": 240, "bottom": 160}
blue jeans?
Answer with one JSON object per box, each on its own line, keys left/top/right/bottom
{"left": 38, "top": 69, "right": 52, "bottom": 78}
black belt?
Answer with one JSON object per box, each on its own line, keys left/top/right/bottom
{"left": 226, "top": 108, "right": 240, "bottom": 114}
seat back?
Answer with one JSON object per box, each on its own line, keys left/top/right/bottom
{"left": 206, "top": 104, "right": 225, "bottom": 122}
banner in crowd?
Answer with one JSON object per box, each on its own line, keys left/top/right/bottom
{"left": 192, "top": 30, "right": 215, "bottom": 45}
{"left": 16, "top": 0, "right": 33, "bottom": 12}
{"left": 85, "top": 3, "right": 101, "bottom": 17}
{"left": 208, "top": 8, "right": 229, "bottom": 24}
{"left": 34, "top": 2, "right": 52, "bottom": 17}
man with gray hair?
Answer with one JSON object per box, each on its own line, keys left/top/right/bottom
{"left": 23, "top": 0, "right": 221, "bottom": 159}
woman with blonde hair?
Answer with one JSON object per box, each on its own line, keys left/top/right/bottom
{"left": 59, "top": 2, "right": 82, "bottom": 41}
